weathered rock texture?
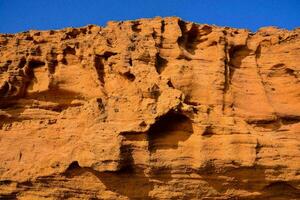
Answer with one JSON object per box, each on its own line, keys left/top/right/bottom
{"left": 0, "top": 17, "right": 300, "bottom": 199}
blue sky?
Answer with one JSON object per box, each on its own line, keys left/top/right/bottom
{"left": 0, "top": 0, "right": 299, "bottom": 33}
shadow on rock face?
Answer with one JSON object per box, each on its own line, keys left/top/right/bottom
{"left": 25, "top": 88, "right": 84, "bottom": 105}
{"left": 260, "top": 181, "right": 300, "bottom": 200}
{"left": 64, "top": 142, "right": 154, "bottom": 200}
{"left": 148, "top": 112, "right": 194, "bottom": 152}
{"left": 64, "top": 162, "right": 153, "bottom": 199}
{"left": 90, "top": 167, "right": 153, "bottom": 200}
{"left": 149, "top": 166, "right": 173, "bottom": 183}
{"left": 60, "top": 112, "right": 193, "bottom": 199}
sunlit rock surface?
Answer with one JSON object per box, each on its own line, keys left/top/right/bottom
{"left": 0, "top": 17, "right": 300, "bottom": 199}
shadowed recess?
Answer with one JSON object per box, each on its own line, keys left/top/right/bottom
{"left": 178, "top": 21, "right": 201, "bottom": 55}
{"left": 148, "top": 112, "right": 193, "bottom": 152}
{"left": 63, "top": 159, "right": 154, "bottom": 199}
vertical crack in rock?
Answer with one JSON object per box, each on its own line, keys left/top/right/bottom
{"left": 94, "top": 55, "right": 105, "bottom": 85}
{"left": 17, "top": 57, "right": 26, "bottom": 69}
{"left": 155, "top": 53, "right": 168, "bottom": 74}
{"left": 222, "top": 36, "right": 231, "bottom": 112}
{"left": 47, "top": 48, "right": 58, "bottom": 75}
{"left": 0, "top": 81, "right": 9, "bottom": 97}
{"left": 227, "top": 45, "right": 251, "bottom": 84}
{"left": 222, "top": 33, "right": 251, "bottom": 113}
{"left": 161, "top": 20, "right": 165, "bottom": 34}
{"left": 255, "top": 139, "right": 262, "bottom": 163}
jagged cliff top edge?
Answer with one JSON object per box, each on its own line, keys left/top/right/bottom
{"left": 1, "top": 16, "right": 299, "bottom": 36}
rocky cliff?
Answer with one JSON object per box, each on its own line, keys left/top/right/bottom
{"left": 0, "top": 17, "right": 300, "bottom": 199}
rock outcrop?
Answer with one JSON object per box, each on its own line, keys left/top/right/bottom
{"left": 0, "top": 17, "right": 300, "bottom": 199}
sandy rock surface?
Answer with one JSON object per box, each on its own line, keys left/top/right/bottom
{"left": 0, "top": 17, "right": 300, "bottom": 199}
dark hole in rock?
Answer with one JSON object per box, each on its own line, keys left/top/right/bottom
{"left": 247, "top": 119, "right": 282, "bottom": 131}
{"left": 63, "top": 46, "right": 76, "bottom": 55}
{"left": 131, "top": 22, "right": 141, "bottom": 33}
{"left": 0, "top": 193, "right": 17, "bottom": 199}
{"left": 208, "top": 41, "right": 218, "bottom": 46}
{"left": 139, "top": 121, "right": 147, "bottom": 127}
{"left": 123, "top": 71, "right": 135, "bottom": 81}
{"left": 6, "top": 60, "right": 12, "bottom": 64}
{"left": 186, "top": 25, "right": 199, "bottom": 44}
{"left": 280, "top": 116, "right": 300, "bottom": 125}
{"left": 202, "top": 126, "right": 214, "bottom": 137}
{"left": 151, "top": 30, "right": 157, "bottom": 37}
{"left": 25, "top": 36, "right": 33, "bottom": 40}
{"left": 96, "top": 98, "right": 105, "bottom": 111}
{"left": 48, "top": 60, "right": 58, "bottom": 74}
{"left": 177, "top": 21, "right": 200, "bottom": 54}
{"left": 66, "top": 161, "right": 80, "bottom": 171}
{"left": 106, "top": 38, "right": 113, "bottom": 47}
{"left": 177, "top": 20, "right": 187, "bottom": 46}
{"left": 101, "top": 51, "right": 117, "bottom": 61}
{"left": 161, "top": 20, "right": 165, "bottom": 33}
{"left": 149, "top": 84, "right": 160, "bottom": 99}
{"left": 0, "top": 81, "right": 9, "bottom": 97}
{"left": 285, "top": 68, "right": 295, "bottom": 75}
{"left": 94, "top": 55, "right": 105, "bottom": 84}
{"left": 61, "top": 58, "right": 68, "bottom": 65}
{"left": 271, "top": 63, "right": 285, "bottom": 69}
{"left": 167, "top": 80, "right": 174, "bottom": 88}
{"left": 64, "top": 29, "right": 80, "bottom": 39}
{"left": 28, "top": 60, "right": 45, "bottom": 69}
{"left": 19, "top": 181, "right": 33, "bottom": 187}
{"left": 148, "top": 112, "right": 193, "bottom": 152}
{"left": 128, "top": 57, "right": 133, "bottom": 66}
{"left": 0, "top": 180, "right": 12, "bottom": 185}
{"left": 200, "top": 25, "right": 213, "bottom": 35}
{"left": 18, "top": 57, "right": 27, "bottom": 68}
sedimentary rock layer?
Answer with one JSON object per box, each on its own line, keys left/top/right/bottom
{"left": 0, "top": 17, "right": 300, "bottom": 199}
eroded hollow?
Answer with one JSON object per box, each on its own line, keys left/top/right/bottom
{"left": 131, "top": 21, "right": 141, "bottom": 33}
{"left": 94, "top": 55, "right": 105, "bottom": 85}
{"left": 28, "top": 60, "right": 45, "bottom": 69}
{"left": 0, "top": 81, "right": 9, "bottom": 97}
{"left": 66, "top": 161, "right": 80, "bottom": 171}
{"left": 122, "top": 71, "right": 135, "bottom": 82}
{"left": 148, "top": 112, "right": 193, "bottom": 152}
{"left": 262, "top": 181, "right": 300, "bottom": 199}
{"left": 18, "top": 57, "right": 27, "bottom": 68}
{"left": 177, "top": 21, "right": 200, "bottom": 54}
{"left": 227, "top": 45, "right": 251, "bottom": 82}
{"left": 62, "top": 46, "right": 78, "bottom": 65}
{"left": 155, "top": 53, "right": 168, "bottom": 74}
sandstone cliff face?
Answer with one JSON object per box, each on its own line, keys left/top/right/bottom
{"left": 0, "top": 17, "right": 300, "bottom": 199}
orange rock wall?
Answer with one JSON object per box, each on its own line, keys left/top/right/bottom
{"left": 0, "top": 17, "right": 300, "bottom": 199}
